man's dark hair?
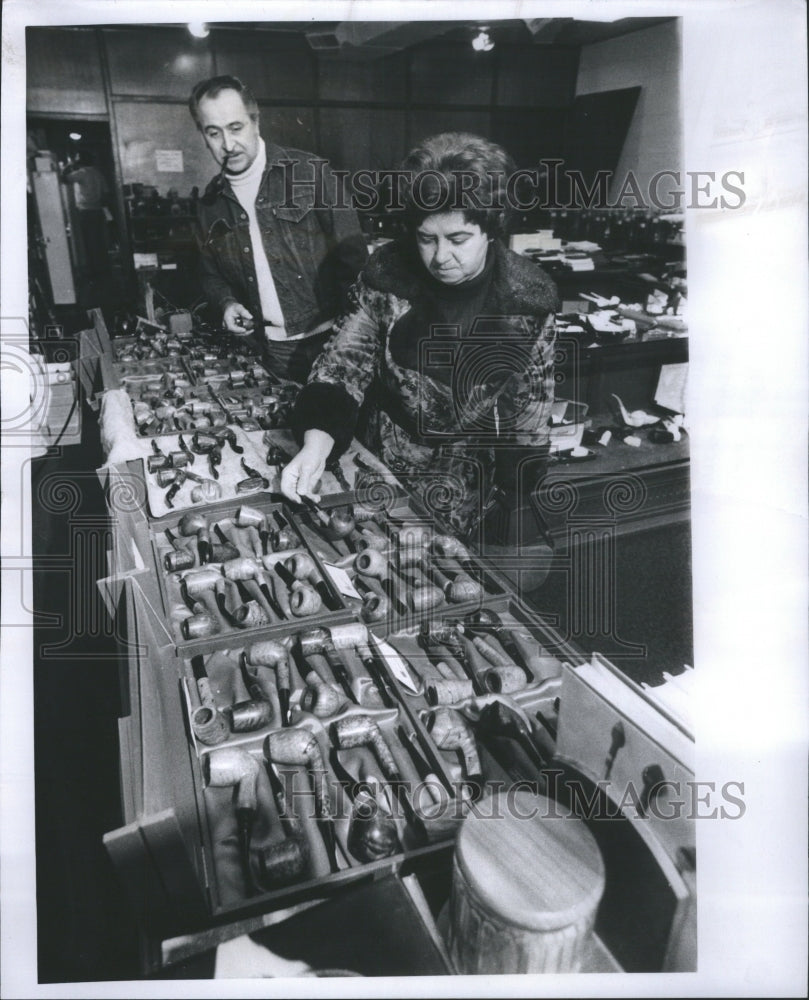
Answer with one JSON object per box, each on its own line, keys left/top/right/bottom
{"left": 188, "top": 75, "right": 259, "bottom": 128}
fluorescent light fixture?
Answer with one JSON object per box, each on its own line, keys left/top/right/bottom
{"left": 188, "top": 21, "right": 209, "bottom": 39}
{"left": 69, "top": 132, "right": 82, "bottom": 141}
{"left": 472, "top": 28, "right": 494, "bottom": 52}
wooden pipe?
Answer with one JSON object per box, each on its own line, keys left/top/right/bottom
{"left": 425, "top": 707, "right": 482, "bottom": 786}
{"left": 298, "top": 627, "right": 356, "bottom": 702}
{"left": 189, "top": 654, "right": 229, "bottom": 745}
{"left": 205, "top": 746, "right": 260, "bottom": 895}
{"left": 227, "top": 652, "right": 274, "bottom": 732}
{"left": 247, "top": 640, "right": 291, "bottom": 727}
{"left": 300, "top": 671, "right": 344, "bottom": 718}
{"left": 222, "top": 557, "right": 278, "bottom": 623}
{"left": 329, "top": 623, "right": 394, "bottom": 708}
{"left": 421, "top": 556, "right": 483, "bottom": 604}
{"left": 430, "top": 533, "right": 473, "bottom": 564}
{"left": 264, "top": 728, "right": 337, "bottom": 872}
{"left": 163, "top": 528, "right": 195, "bottom": 572}
{"left": 289, "top": 581, "right": 323, "bottom": 617}
{"left": 353, "top": 548, "right": 408, "bottom": 615}
{"left": 257, "top": 764, "right": 309, "bottom": 890}
{"left": 182, "top": 568, "right": 228, "bottom": 635}
{"left": 463, "top": 609, "right": 545, "bottom": 682}
{"left": 332, "top": 715, "right": 401, "bottom": 784}
{"left": 425, "top": 677, "right": 475, "bottom": 706}
{"left": 470, "top": 635, "right": 528, "bottom": 694}
{"left": 284, "top": 552, "right": 320, "bottom": 588}
{"left": 235, "top": 505, "right": 269, "bottom": 554}
{"left": 177, "top": 512, "right": 211, "bottom": 564}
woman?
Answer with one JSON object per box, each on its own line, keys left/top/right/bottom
{"left": 281, "top": 133, "right": 559, "bottom": 541}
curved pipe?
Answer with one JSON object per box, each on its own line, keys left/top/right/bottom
{"left": 333, "top": 715, "right": 400, "bottom": 784}
{"left": 425, "top": 707, "right": 482, "bottom": 784}
{"left": 248, "top": 640, "right": 291, "bottom": 726}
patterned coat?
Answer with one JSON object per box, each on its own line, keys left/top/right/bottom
{"left": 293, "top": 239, "right": 559, "bottom": 536}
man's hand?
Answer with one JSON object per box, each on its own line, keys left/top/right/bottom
{"left": 280, "top": 429, "right": 335, "bottom": 503}
{"left": 222, "top": 301, "right": 255, "bottom": 335}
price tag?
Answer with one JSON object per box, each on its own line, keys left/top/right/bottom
{"left": 371, "top": 637, "right": 420, "bottom": 694}
{"left": 322, "top": 564, "right": 361, "bottom": 600}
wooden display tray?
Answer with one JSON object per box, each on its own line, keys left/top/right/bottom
{"left": 147, "top": 495, "right": 354, "bottom": 654}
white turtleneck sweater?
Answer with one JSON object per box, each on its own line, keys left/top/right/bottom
{"left": 226, "top": 138, "right": 286, "bottom": 333}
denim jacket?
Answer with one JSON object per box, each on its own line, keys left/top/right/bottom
{"left": 195, "top": 141, "right": 368, "bottom": 336}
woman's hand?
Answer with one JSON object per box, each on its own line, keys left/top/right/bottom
{"left": 280, "top": 429, "right": 335, "bottom": 503}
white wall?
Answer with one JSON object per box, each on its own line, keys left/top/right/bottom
{"left": 576, "top": 19, "right": 682, "bottom": 201}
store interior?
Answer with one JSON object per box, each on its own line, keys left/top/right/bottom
{"left": 25, "top": 16, "right": 694, "bottom": 983}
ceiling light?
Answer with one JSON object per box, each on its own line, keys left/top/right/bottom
{"left": 188, "top": 21, "right": 209, "bottom": 39}
{"left": 472, "top": 28, "right": 494, "bottom": 52}
{"left": 69, "top": 132, "right": 82, "bottom": 141}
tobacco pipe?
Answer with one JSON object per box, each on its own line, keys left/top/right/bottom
{"left": 235, "top": 505, "right": 269, "bottom": 555}
{"left": 421, "top": 556, "right": 483, "bottom": 604}
{"left": 283, "top": 553, "right": 334, "bottom": 613}
{"left": 395, "top": 560, "right": 446, "bottom": 614}
{"left": 289, "top": 581, "right": 324, "bottom": 617}
{"left": 264, "top": 728, "right": 337, "bottom": 872}
{"left": 300, "top": 671, "right": 344, "bottom": 717}
{"left": 189, "top": 654, "right": 229, "bottom": 745}
{"left": 177, "top": 434, "right": 195, "bottom": 464}
{"left": 467, "top": 633, "right": 528, "bottom": 694}
{"left": 177, "top": 512, "right": 211, "bottom": 564}
{"left": 352, "top": 548, "right": 409, "bottom": 615}
{"left": 332, "top": 715, "right": 401, "bottom": 784}
{"left": 181, "top": 567, "right": 227, "bottom": 637}
{"left": 346, "top": 787, "right": 400, "bottom": 863}
{"left": 247, "top": 639, "right": 292, "bottom": 727}
{"left": 463, "top": 609, "right": 545, "bottom": 682}
{"left": 333, "top": 715, "right": 419, "bottom": 827}
{"left": 169, "top": 448, "right": 191, "bottom": 469}
{"left": 270, "top": 511, "right": 298, "bottom": 553}
{"left": 299, "top": 627, "right": 356, "bottom": 703}
{"left": 215, "top": 426, "right": 244, "bottom": 455}
{"left": 163, "top": 527, "right": 195, "bottom": 572}
{"left": 257, "top": 764, "right": 309, "bottom": 889}
{"left": 208, "top": 446, "right": 222, "bottom": 480}
{"left": 326, "top": 458, "right": 352, "bottom": 494}
{"left": 225, "top": 651, "right": 274, "bottom": 732}
{"left": 424, "top": 707, "right": 483, "bottom": 794}
{"left": 359, "top": 588, "right": 391, "bottom": 625}
{"left": 475, "top": 700, "right": 546, "bottom": 774}
{"left": 241, "top": 457, "right": 269, "bottom": 489}
{"left": 419, "top": 621, "right": 488, "bottom": 693}
{"left": 329, "top": 623, "right": 394, "bottom": 708}
{"left": 425, "top": 676, "right": 475, "bottom": 706}
{"left": 205, "top": 746, "right": 260, "bottom": 895}
{"left": 430, "top": 533, "right": 474, "bottom": 565}
{"left": 147, "top": 439, "right": 170, "bottom": 472}
{"left": 222, "top": 557, "right": 278, "bottom": 623}
{"left": 191, "top": 430, "right": 219, "bottom": 454}
{"left": 191, "top": 479, "right": 224, "bottom": 504}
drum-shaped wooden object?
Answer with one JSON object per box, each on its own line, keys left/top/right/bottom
{"left": 447, "top": 791, "right": 605, "bottom": 974}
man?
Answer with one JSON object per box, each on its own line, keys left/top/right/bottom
{"left": 189, "top": 75, "right": 368, "bottom": 382}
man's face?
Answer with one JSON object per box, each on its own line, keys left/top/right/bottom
{"left": 197, "top": 89, "right": 260, "bottom": 175}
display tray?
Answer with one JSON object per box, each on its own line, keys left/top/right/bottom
{"left": 366, "top": 597, "right": 582, "bottom": 799}
{"left": 148, "top": 496, "right": 354, "bottom": 652}
{"left": 290, "top": 496, "right": 507, "bottom": 634}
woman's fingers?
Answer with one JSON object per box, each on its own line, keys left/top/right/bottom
{"left": 280, "top": 453, "right": 324, "bottom": 503}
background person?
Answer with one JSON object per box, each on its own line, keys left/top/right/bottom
{"left": 281, "top": 132, "right": 559, "bottom": 541}
{"left": 189, "top": 74, "right": 368, "bottom": 383}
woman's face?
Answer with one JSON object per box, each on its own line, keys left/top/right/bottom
{"left": 415, "top": 212, "right": 490, "bottom": 285}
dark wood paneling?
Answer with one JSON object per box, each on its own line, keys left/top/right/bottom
{"left": 26, "top": 27, "right": 106, "bottom": 115}
{"left": 258, "top": 105, "right": 317, "bottom": 154}
{"left": 318, "top": 107, "right": 372, "bottom": 174}
{"left": 104, "top": 28, "right": 214, "bottom": 98}
{"left": 409, "top": 42, "right": 494, "bottom": 106}
{"left": 408, "top": 108, "right": 493, "bottom": 148}
{"left": 489, "top": 108, "right": 567, "bottom": 168}
{"left": 317, "top": 52, "right": 407, "bottom": 104}
{"left": 368, "top": 108, "right": 408, "bottom": 170}
{"left": 496, "top": 45, "right": 579, "bottom": 107}
{"left": 214, "top": 32, "right": 316, "bottom": 102}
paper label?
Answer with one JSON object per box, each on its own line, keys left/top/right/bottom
{"left": 322, "top": 564, "right": 361, "bottom": 600}
{"left": 155, "top": 149, "right": 184, "bottom": 172}
{"left": 372, "top": 638, "right": 420, "bottom": 694}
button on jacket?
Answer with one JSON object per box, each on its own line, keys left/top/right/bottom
{"left": 195, "top": 141, "right": 368, "bottom": 336}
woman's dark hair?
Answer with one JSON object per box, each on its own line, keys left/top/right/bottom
{"left": 400, "top": 132, "right": 517, "bottom": 239}
{"left": 188, "top": 75, "right": 259, "bottom": 128}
